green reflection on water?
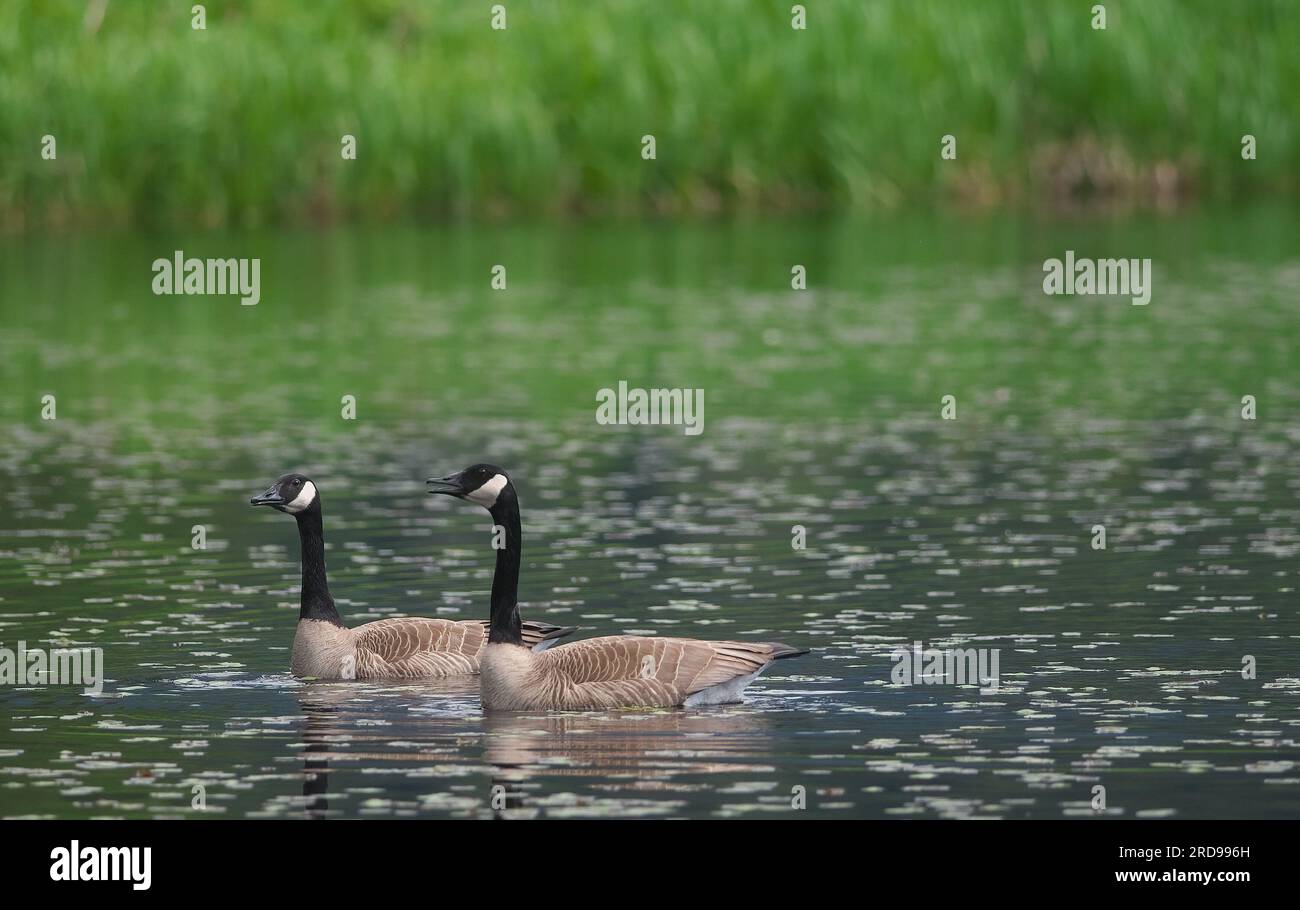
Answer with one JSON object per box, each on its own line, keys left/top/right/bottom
{"left": 1, "top": 211, "right": 1297, "bottom": 819}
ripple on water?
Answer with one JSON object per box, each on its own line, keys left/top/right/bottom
{"left": 3, "top": 230, "right": 1300, "bottom": 818}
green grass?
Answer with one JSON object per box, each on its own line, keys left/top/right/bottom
{"left": 1, "top": 0, "right": 1297, "bottom": 229}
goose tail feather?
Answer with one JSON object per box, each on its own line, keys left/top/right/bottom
{"left": 767, "top": 642, "right": 810, "bottom": 661}
{"left": 521, "top": 621, "right": 580, "bottom": 652}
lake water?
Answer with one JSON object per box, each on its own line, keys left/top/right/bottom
{"left": 1, "top": 211, "right": 1298, "bottom": 819}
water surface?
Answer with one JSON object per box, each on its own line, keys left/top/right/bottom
{"left": 1, "top": 212, "right": 1298, "bottom": 818}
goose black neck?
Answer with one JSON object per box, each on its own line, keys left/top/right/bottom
{"left": 487, "top": 491, "right": 523, "bottom": 646}
{"left": 294, "top": 506, "right": 343, "bottom": 626}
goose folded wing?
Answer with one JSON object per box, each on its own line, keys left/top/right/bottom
{"left": 543, "top": 636, "right": 784, "bottom": 696}
{"left": 353, "top": 617, "right": 485, "bottom": 677}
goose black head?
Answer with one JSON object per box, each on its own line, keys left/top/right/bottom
{"left": 427, "top": 463, "right": 512, "bottom": 510}
{"left": 250, "top": 473, "right": 319, "bottom": 514}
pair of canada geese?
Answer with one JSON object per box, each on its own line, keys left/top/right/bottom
{"left": 250, "top": 464, "right": 807, "bottom": 710}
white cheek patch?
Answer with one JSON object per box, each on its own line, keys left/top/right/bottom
{"left": 465, "top": 473, "right": 507, "bottom": 507}
{"left": 284, "top": 480, "right": 318, "bottom": 513}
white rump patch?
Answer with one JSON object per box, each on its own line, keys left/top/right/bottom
{"left": 284, "top": 480, "right": 318, "bottom": 513}
{"left": 465, "top": 473, "right": 507, "bottom": 507}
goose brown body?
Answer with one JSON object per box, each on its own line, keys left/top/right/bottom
{"left": 479, "top": 636, "right": 806, "bottom": 710}
{"left": 292, "top": 616, "right": 571, "bottom": 680}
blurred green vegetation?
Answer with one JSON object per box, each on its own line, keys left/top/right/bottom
{"left": 1, "top": 0, "right": 1297, "bottom": 230}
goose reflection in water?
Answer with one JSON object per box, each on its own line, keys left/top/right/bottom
{"left": 299, "top": 688, "right": 340, "bottom": 818}
{"left": 481, "top": 708, "right": 774, "bottom": 818}
{"left": 292, "top": 680, "right": 776, "bottom": 819}
{"left": 294, "top": 677, "right": 480, "bottom": 818}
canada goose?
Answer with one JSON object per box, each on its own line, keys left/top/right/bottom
{"left": 427, "top": 464, "right": 808, "bottom": 710}
{"left": 250, "top": 472, "right": 574, "bottom": 679}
